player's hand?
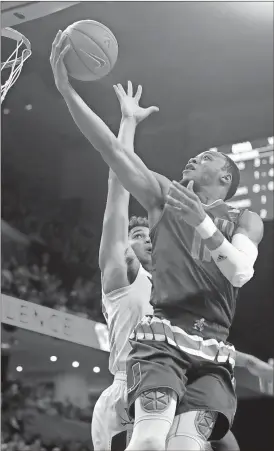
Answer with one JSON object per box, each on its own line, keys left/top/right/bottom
{"left": 256, "top": 358, "right": 273, "bottom": 396}
{"left": 166, "top": 180, "right": 206, "bottom": 227}
{"left": 113, "top": 81, "right": 159, "bottom": 124}
{"left": 50, "top": 30, "right": 70, "bottom": 94}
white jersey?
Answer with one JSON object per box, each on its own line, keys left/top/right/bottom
{"left": 102, "top": 264, "right": 153, "bottom": 375}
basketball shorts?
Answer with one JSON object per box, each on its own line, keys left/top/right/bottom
{"left": 91, "top": 371, "right": 133, "bottom": 450}
{"left": 127, "top": 316, "right": 237, "bottom": 441}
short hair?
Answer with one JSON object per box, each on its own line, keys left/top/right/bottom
{"left": 128, "top": 215, "right": 149, "bottom": 233}
{"left": 220, "top": 153, "right": 240, "bottom": 201}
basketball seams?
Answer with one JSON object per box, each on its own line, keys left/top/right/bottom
{"left": 72, "top": 20, "right": 118, "bottom": 47}
{"left": 69, "top": 27, "right": 112, "bottom": 65}
{"left": 63, "top": 20, "right": 118, "bottom": 80}
{"left": 66, "top": 35, "right": 100, "bottom": 78}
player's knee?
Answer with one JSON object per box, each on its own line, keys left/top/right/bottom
{"left": 166, "top": 411, "right": 217, "bottom": 451}
{"left": 167, "top": 434, "right": 212, "bottom": 450}
{"left": 126, "top": 388, "right": 177, "bottom": 451}
{"left": 135, "top": 387, "right": 177, "bottom": 419}
{"left": 126, "top": 435, "right": 165, "bottom": 451}
{"left": 126, "top": 419, "right": 168, "bottom": 450}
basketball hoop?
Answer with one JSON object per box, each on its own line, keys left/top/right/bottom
{"left": 1, "top": 27, "right": 32, "bottom": 103}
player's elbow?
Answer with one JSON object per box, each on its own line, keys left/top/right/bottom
{"left": 230, "top": 266, "right": 254, "bottom": 287}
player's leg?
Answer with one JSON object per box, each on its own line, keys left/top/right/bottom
{"left": 92, "top": 376, "right": 128, "bottom": 451}
{"left": 125, "top": 340, "right": 189, "bottom": 451}
{"left": 211, "top": 430, "right": 240, "bottom": 451}
{"left": 92, "top": 390, "right": 112, "bottom": 450}
{"left": 166, "top": 410, "right": 217, "bottom": 451}
{"left": 126, "top": 388, "right": 177, "bottom": 450}
{"left": 169, "top": 362, "right": 237, "bottom": 451}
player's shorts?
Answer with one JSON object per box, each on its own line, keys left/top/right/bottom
{"left": 91, "top": 371, "right": 133, "bottom": 450}
{"left": 127, "top": 315, "right": 237, "bottom": 441}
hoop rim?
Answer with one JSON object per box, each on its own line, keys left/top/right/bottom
{"left": 2, "top": 27, "right": 31, "bottom": 49}
{"left": 1, "top": 27, "right": 31, "bottom": 70}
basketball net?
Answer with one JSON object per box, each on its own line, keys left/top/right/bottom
{"left": 1, "top": 27, "right": 32, "bottom": 103}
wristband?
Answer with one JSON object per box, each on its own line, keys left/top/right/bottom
{"left": 196, "top": 214, "right": 217, "bottom": 240}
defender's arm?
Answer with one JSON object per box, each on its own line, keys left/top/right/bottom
{"left": 99, "top": 117, "right": 138, "bottom": 294}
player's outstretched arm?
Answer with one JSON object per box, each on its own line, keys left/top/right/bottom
{"left": 236, "top": 352, "right": 273, "bottom": 395}
{"left": 50, "top": 32, "right": 166, "bottom": 213}
{"left": 99, "top": 125, "right": 133, "bottom": 295}
{"left": 99, "top": 82, "right": 160, "bottom": 293}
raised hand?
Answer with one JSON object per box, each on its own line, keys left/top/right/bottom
{"left": 50, "top": 30, "right": 70, "bottom": 94}
{"left": 258, "top": 358, "right": 273, "bottom": 396}
{"left": 166, "top": 180, "right": 206, "bottom": 228}
{"left": 113, "top": 81, "right": 159, "bottom": 124}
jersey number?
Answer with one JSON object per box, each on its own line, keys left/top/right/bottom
{"left": 191, "top": 230, "right": 212, "bottom": 262}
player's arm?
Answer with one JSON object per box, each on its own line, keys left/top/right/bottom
{"left": 167, "top": 181, "right": 264, "bottom": 288}
{"left": 99, "top": 116, "right": 138, "bottom": 294}
{"left": 201, "top": 209, "right": 263, "bottom": 287}
{"left": 235, "top": 352, "right": 273, "bottom": 394}
{"left": 235, "top": 351, "right": 272, "bottom": 376}
{"left": 50, "top": 33, "right": 166, "bottom": 213}
{"left": 64, "top": 88, "right": 164, "bottom": 212}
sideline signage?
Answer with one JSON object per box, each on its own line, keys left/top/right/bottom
{"left": 1, "top": 294, "right": 109, "bottom": 351}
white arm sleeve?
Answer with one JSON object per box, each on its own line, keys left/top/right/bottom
{"left": 210, "top": 233, "right": 258, "bottom": 288}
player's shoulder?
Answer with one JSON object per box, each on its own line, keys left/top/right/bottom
{"left": 226, "top": 204, "right": 259, "bottom": 224}
{"left": 238, "top": 209, "right": 263, "bottom": 228}
{"left": 236, "top": 209, "right": 264, "bottom": 244}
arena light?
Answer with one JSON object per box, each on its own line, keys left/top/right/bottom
{"left": 232, "top": 142, "right": 252, "bottom": 154}
{"left": 1, "top": 343, "right": 10, "bottom": 349}
{"left": 268, "top": 181, "right": 274, "bottom": 191}
{"left": 228, "top": 3, "right": 273, "bottom": 22}
{"left": 16, "top": 366, "right": 23, "bottom": 372}
{"left": 72, "top": 361, "right": 80, "bottom": 368}
{"left": 93, "top": 366, "right": 100, "bottom": 373}
{"left": 228, "top": 199, "right": 252, "bottom": 209}
{"left": 234, "top": 186, "right": 248, "bottom": 197}
{"left": 50, "top": 356, "right": 57, "bottom": 362}
{"left": 237, "top": 161, "right": 245, "bottom": 170}
{"left": 268, "top": 137, "right": 273, "bottom": 146}
{"left": 252, "top": 184, "right": 261, "bottom": 194}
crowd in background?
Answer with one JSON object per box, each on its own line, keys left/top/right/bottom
{"left": 1, "top": 433, "right": 91, "bottom": 451}
{"left": 1, "top": 172, "right": 104, "bottom": 323}
{"left": 1, "top": 254, "right": 103, "bottom": 322}
{"left": 2, "top": 175, "right": 97, "bottom": 268}
{"left": 1, "top": 169, "right": 105, "bottom": 451}
{"left": 1, "top": 381, "right": 94, "bottom": 451}
{"left": 2, "top": 380, "right": 94, "bottom": 424}
{"left": 1, "top": 427, "right": 91, "bottom": 451}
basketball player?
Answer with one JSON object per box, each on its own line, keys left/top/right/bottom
{"left": 91, "top": 83, "right": 157, "bottom": 450}
{"left": 89, "top": 81, "right": 272, "bottom": 450}
{"left": 50, "top": 33, "right": 264, "bottom": 450}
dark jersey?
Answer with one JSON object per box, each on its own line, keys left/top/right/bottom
{"left": 150, "top": 199, "right": 245, "bottom": 340}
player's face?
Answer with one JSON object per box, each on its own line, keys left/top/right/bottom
{"left": 180, "top": 151, "right": 228, "bottom": 188}
{"left": 128, "top": 226, "right": 152, "bottom": 266}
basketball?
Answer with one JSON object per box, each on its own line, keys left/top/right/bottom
{"left": 62, "top": 20, "right": 118, "bottom": 81}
